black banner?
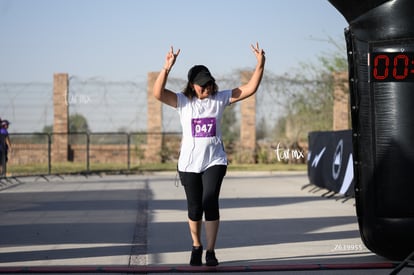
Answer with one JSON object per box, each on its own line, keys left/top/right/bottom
{"left": 307, "top": 130, "right": 354, "bottom": 196}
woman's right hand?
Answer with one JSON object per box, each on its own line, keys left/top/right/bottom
{"left": 164, "top": 46, "right": 180, "bottom": 71}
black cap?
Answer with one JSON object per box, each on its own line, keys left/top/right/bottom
{"left": 187, "top": 65, "right": 215, "bottom": 86}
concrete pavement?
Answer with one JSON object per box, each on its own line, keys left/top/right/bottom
{"left": 0, "top": 172, "right": 412, "bottom": 274}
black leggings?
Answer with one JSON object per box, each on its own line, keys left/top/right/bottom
{"left": 179, "top": 165, "right": 227, "bottom": 221}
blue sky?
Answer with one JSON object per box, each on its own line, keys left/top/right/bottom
{"left": 0, "top": 0, "right": 348, "bottom": 83}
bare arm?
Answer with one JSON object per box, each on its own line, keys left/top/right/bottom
{"left": 230, "top": 43, "right": 266, "bottom": 104}
{"left": 153, "top": 46, "right": 181, "bottom": 108}
{"left": 5, "top": 136, "right": 11, "bottom": 153}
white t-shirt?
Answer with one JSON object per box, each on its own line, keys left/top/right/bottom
{"left": 176, "top": 90, "right": 232, "bottom": 173}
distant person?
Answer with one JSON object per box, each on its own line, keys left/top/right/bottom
{"left": 153, "top": 43, "right": 265, "bottom": 266}
{"left": 0, "top": 120, "right": 12, "bottom": 176}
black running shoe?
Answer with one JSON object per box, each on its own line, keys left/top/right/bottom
{"left": 206, "top": 250, "right": 219, "bottom": 266}
{"left": 190, "top": 246, "right": 203, "bottom": 266}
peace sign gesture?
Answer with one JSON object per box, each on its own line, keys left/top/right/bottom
{"left": 164, "top": 46, "right": 181, "bottom": 71}
{"left": 251, "top": 42, "right": 265, "bottom": 65}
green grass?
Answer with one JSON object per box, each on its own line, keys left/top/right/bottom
{"left": 6, "top": 162, "right": 306, "bottom": 176}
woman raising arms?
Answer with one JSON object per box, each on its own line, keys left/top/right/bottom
{"left": 153, "top": 43, "right": 265, "bottom": 266}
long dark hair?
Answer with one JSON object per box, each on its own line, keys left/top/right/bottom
{"left": 182, "top": 82, "right": 219, "bottom": 99}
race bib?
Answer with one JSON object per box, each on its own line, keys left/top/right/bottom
{"left": 191, "top": 117, "right": 216, "bottom": 137}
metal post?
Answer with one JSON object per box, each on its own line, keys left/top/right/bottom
{"left": 86, "top": 132, "right": 90, "bottom": 173}
{"left": 127, "top": 133, "right": 131, "bottom": 172}
{"left": 48, "top": 133, "right": 52, "bottom": 174}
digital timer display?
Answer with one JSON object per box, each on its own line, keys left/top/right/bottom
{"left": 370, "top": 52, "right": 414, "bottom": 82}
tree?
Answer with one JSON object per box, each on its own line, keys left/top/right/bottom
{"left": 221, "top": 105, "right": 239, "bottom": 145}
{"left": 69, "top": 113, "right": 90, "bottom": 133}
{"left": 41, "top": 113, "right": 90, "bottom": 133}
{"left": 42, "top": 125, "right": 53, "bottom": 134}
{"left": 256, "top": 116, "right": 268, "bottom": 140}
{"left": 40, "top": 113, "right": 90, "bottom": 144}
{"left": 271, "top": 39, "right": 347, "bottom": 143}
{"left": 68, "top": 113, "right": 90, "bottom": 145}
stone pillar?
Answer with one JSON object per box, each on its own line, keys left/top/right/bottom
{"left": 52, "top": 73, "right": 69, "bottom": 162}
{"left": 240, "top": 71, "right": 256, "bottom": 163}
{"left": 333, "top": 71, "right": 350, "bottom": 131}
{"left": 145, "top": 72, "right": 162, "bottom": 162}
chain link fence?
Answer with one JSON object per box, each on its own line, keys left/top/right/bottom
{"left": 0, "top": 71, "right": 323, "bottom": 177}
{"left": 1, "top": 72, "right": 287, "bottom": 133}
{"left": 4, "top": 132, "right": 181, "bottom": 177}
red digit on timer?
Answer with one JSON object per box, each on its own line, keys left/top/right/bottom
{"left": 393, "top": 54, "right": 409, "bottom": 80}
{"left": 373, "top": 54, "right": 389, "bottom": 80}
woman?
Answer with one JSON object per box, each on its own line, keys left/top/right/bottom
{"left": 153, "top": 43, "right": 265, "bottom": 266}
{"left": 0, "top": 120, "right": 11, "bottom": 176}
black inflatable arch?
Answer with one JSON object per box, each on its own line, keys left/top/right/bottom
{"left": 329, "top": 0, "right": 414, "bottom": 260}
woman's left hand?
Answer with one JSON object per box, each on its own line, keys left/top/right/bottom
{"left": 251, "top": 42, "right": 265, "bottom": 65}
